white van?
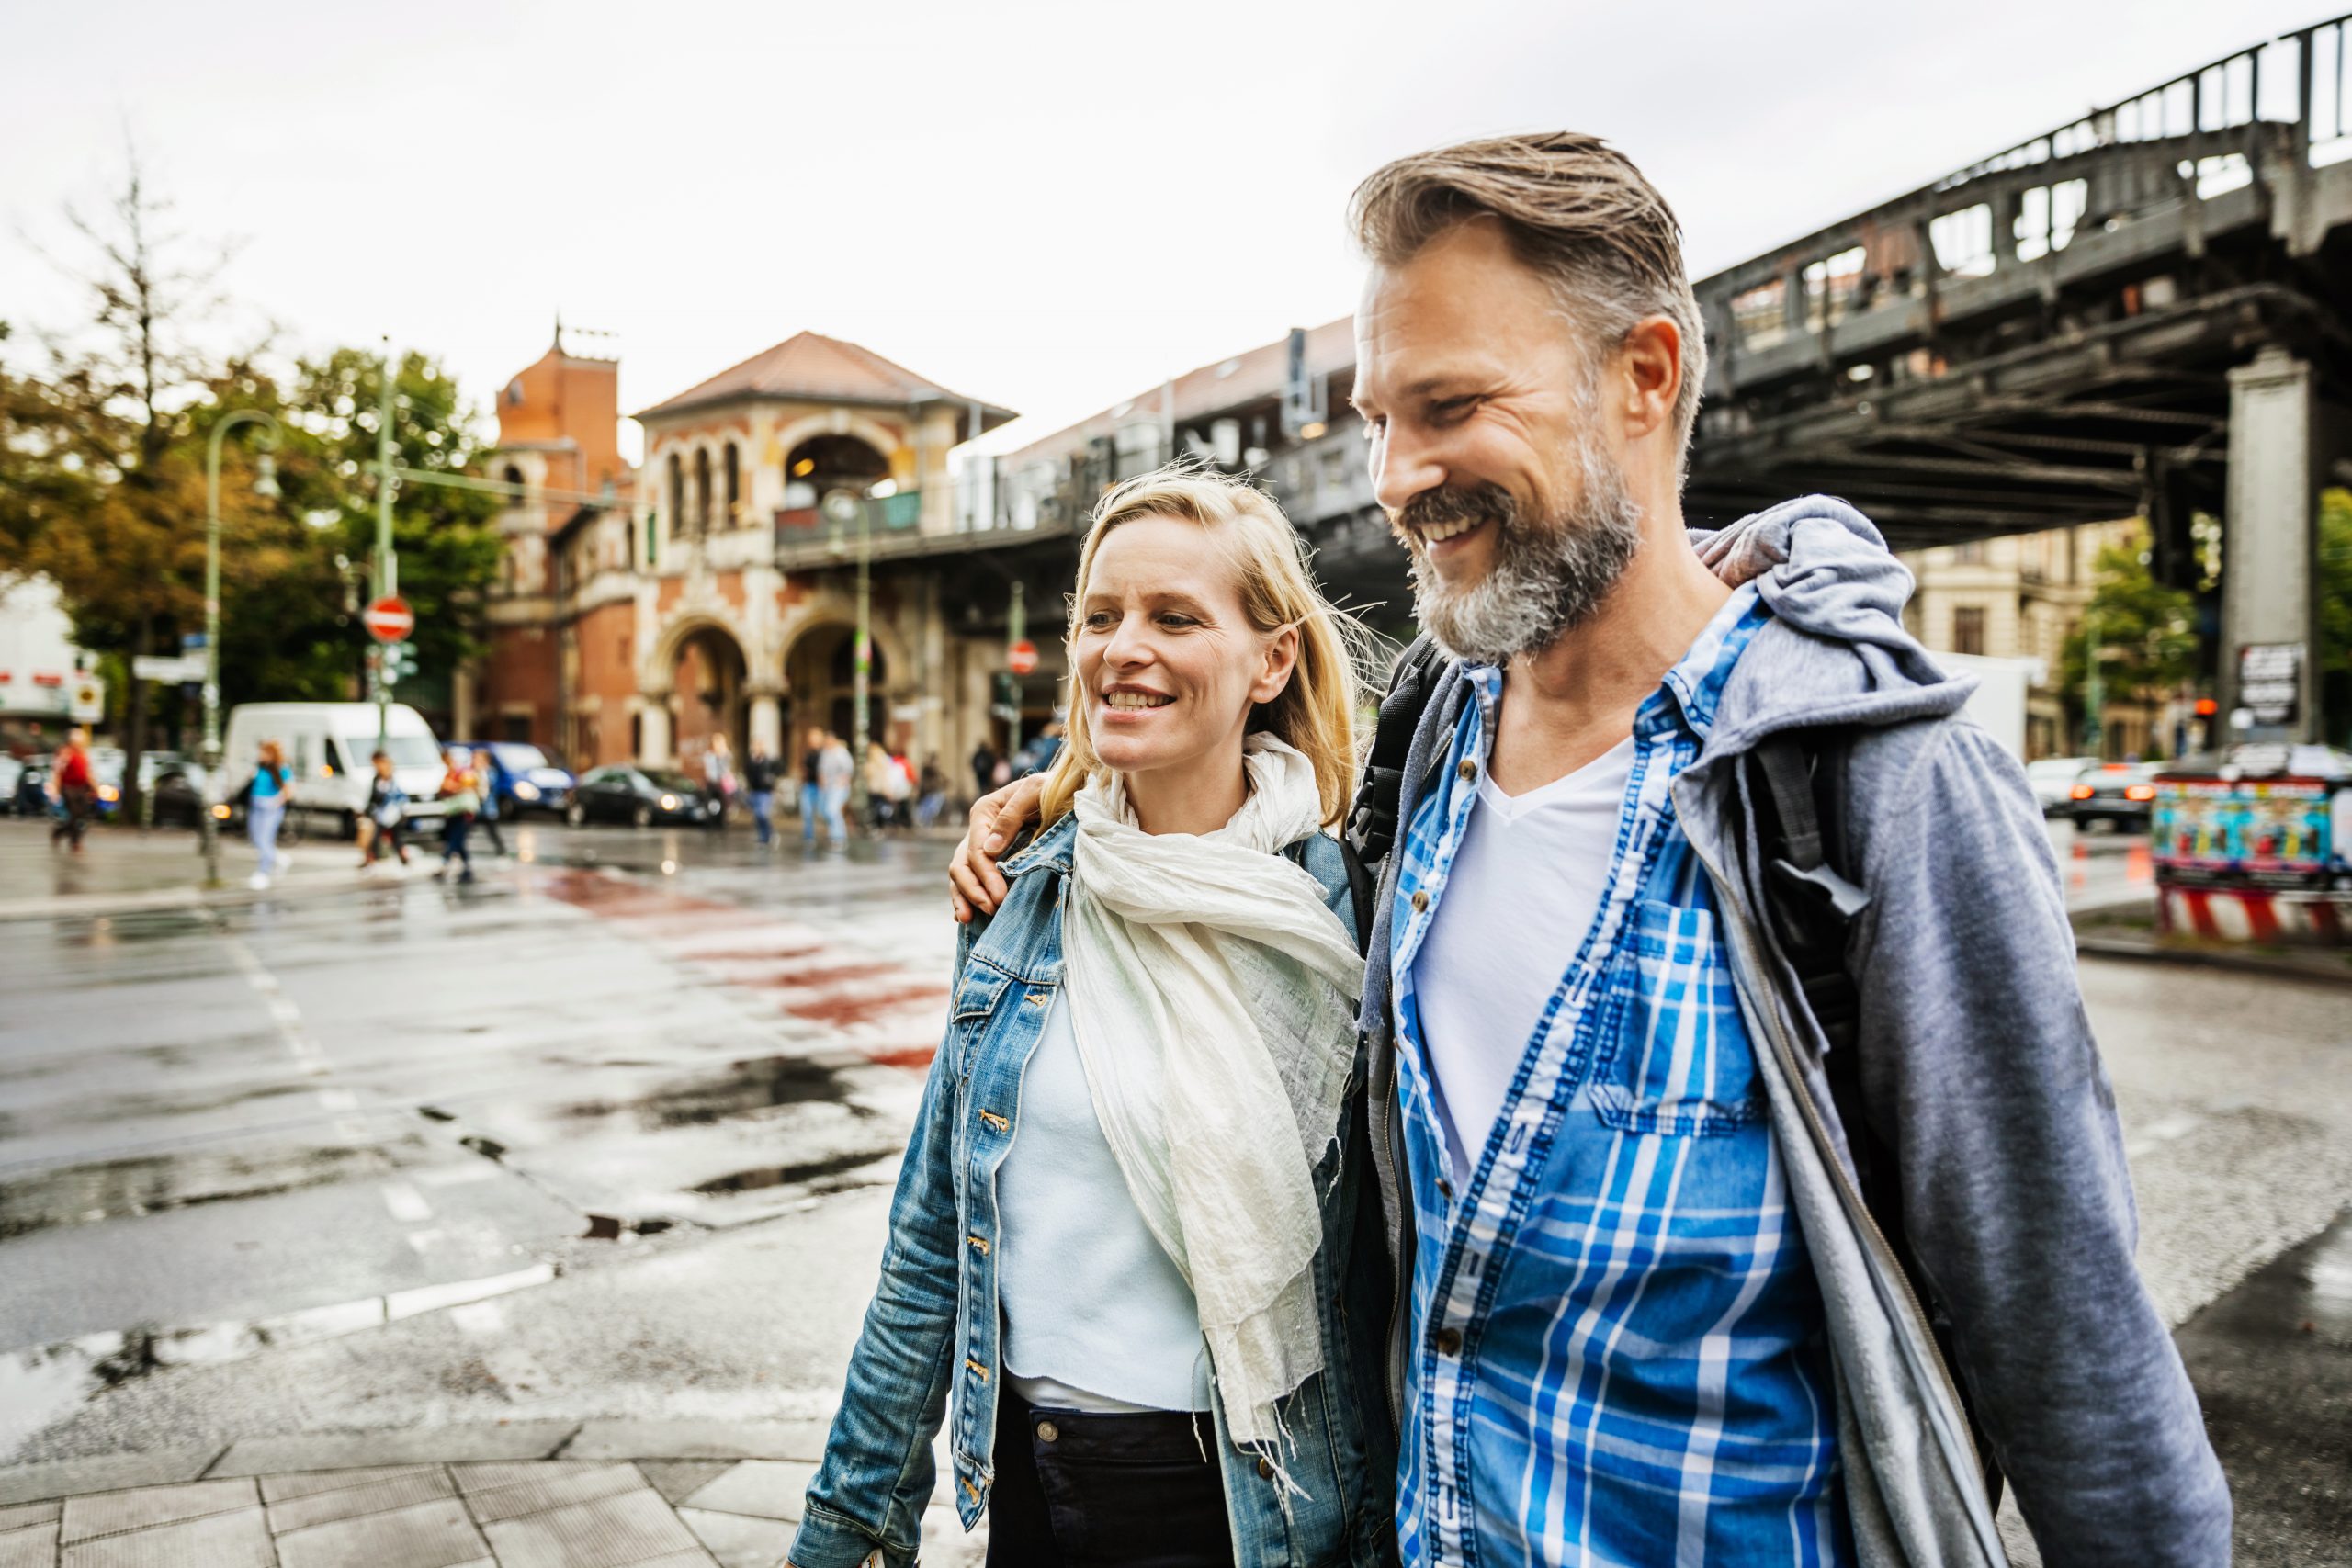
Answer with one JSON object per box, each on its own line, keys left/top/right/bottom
{"left": 219, "top": 702, "right": 449, "bottom": 837}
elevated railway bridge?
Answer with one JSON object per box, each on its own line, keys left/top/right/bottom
{"left": 1682, "top": 12, "right": 2352, "bottom": 735}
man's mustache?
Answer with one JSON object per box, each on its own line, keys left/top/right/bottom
{"left": 1394, "top": 483, "right": 1517, "bottom": 544}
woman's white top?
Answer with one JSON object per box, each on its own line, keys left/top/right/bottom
{"left": 998, "top": 993, "right": 1211, "bottom": 1414}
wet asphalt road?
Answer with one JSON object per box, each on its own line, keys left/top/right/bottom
{"left": 0, "top": 818, "right": 2346, "bottom": 1561}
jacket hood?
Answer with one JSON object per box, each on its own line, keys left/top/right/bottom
{"left": 1690, "top": 495, "right": 1977, "bottom": 751}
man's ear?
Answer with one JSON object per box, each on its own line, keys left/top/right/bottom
{"left": 1251, "top": 624, "right": 1302, "bottom": 705}
{"left": 1617, "top": 316, "right": 1682, "bottom": 444}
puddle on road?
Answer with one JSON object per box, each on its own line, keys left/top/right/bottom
{"left": 0, "top": 1136, "right": 421, "bottom": 1241}
{"left": 556, "top": 1054, "right": 878, "bottom": 1132}
{"left": 691, "top": 1150, "right": 894, "bottom": 1194}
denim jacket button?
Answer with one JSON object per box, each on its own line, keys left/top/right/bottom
{"left": 1257, "top": 1456, "right": 1275, "bottom": 1480}
{"left": 1035, "top": 1420, "right": 1059, "bottom": 1443}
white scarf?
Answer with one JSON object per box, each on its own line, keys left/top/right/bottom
{"left": 1063, "top": 734, "right": 1365, "bottom": 1465}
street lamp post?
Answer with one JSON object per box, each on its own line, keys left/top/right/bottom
{"left": 201, "top": 409, "right": 282, "bottom": 889}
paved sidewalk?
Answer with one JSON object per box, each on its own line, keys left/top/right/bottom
{"left": 0, "top": 1421, "right": 983, "bottom": 1568}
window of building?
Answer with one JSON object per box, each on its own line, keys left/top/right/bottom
{"left": 1955, "top": 540, "right": 1986, "bottom": 565}
{"left": 1952, "top": 604, "right": 1986, "bottom": 656}
{"left": 724, "top": 443, "right": 741, "bottom": 528}
{"left": 666, "top": 454, "right": 683, "bottom": 541}
{"left": 694, "top": 448, "right": 713, "bottom": 536}
{"left": 503, "top": 714, "right": 532, "bottom": 744}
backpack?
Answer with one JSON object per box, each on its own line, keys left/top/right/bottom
{"left": 1341, "top": 636, "right": 2006, "bottom": 1507}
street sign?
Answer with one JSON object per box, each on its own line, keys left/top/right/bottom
{"left": 68, "top": 675, "right": 106, "bottom": 723}
{"left": 2237, "top": 642, "right": 2302, "bottom": 728}
{"left": 1007, "top": 639, "right": 1038, "bottom": 676}
{"left": 364, "top": 595, "right": 415, "bottom": 644}
{"left": 133, "top": 654, "right": 208, "bottom": 683}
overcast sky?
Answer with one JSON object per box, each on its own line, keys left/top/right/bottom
{"left": 1, "top": 0, "right": 2330, "bottom": 464}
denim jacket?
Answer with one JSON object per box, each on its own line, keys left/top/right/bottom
{"left": 793, "top": 811, "right": 1401, "bottom": 1568}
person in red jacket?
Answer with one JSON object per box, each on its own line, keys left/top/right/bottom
{"left": 50, "top": 728, "right": 95, "bottom": 853}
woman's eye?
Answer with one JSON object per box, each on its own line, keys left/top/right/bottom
{"left": 1081, "top": 612, "right": 1114, "bottom": 630}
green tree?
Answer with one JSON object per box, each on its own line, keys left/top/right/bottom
{"left": 266, "top": 346, "right": 503, "bottom": 717}
{"left": 2320, "top": 487, "right": 2352, "bottom": 746}
{"left": 2058, "top": 523, "right": 2199, "bottom": 757}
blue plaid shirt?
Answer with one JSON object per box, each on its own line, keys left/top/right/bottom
{"left": 1390, "top": 586, "right": 1848, "bottom": 1567}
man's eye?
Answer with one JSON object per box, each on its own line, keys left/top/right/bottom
{"left": 1158, "top": 614, "right": 1196, "bottom": 629}
{"left": 1429, "top": 398, "right": 1476, "bottom": 423}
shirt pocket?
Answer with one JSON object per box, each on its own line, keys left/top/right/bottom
{"left": 947, "top": 961, "right": 1016, "bottom": 1085}
{"left": 1591, "top": 899, "right": 1761, "bottom": 1137}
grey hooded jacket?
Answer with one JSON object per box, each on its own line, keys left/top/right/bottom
{"left": 1359, "top": 496, "right": 2231, "bottom": 1567}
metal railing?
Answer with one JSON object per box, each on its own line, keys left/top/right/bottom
{"left": 1698, "top": 12, "right": 2351, "bottom": 376}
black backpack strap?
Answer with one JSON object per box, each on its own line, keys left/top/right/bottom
{"left": 1346, "top": 633, "right": 1448, "bottom": 869}
{"left": 1339, "top": 837, "right": 1376, "bottom": 955}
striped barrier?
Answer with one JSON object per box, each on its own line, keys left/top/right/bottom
{"left": 2157, "top": 884, "right": 2351, "bottom": 944}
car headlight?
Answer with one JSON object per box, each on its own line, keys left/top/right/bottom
{"left": 97, "top": 785, "right": 119, "bottom": 802}
{"left": 211, "top": 802, "right": 232, "bottom": 820}
{"left": 659, "top": 794, "right": 680, "bottom": 811}
{"left": 514, "top": 782, "right": 539, "bottom": 801}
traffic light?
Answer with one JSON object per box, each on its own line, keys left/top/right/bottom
{"left": 382, "top": 641, "right": 419, "bottom": 686}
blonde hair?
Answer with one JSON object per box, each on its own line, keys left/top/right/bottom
{"left": 1037, "top": 465, "right": 1363, "bottom": 831}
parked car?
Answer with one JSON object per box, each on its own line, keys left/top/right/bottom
{"left": 219, "top": 702, "right": 447, "bottom": 837}
{"left": 563, "top": 766, "right": 723, "bottom": 829}
{"left": 451, "top": 740, "right": 576, "bottom": 818}
{"left": 2025, "top": 755, "right": 2099, "bottom": 815}
{"left": 2062, "top": 761, "right": 2160, "bottom": 831}
{"left": 0, "top": 756, "right": 22, "bottom": 814}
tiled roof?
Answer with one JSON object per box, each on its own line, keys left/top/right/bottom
{"left": 634, "top": 332, "right": 1013, "bottom": 428}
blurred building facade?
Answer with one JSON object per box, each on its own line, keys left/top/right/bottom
{"left": 462, "top": 327, "right": 1035, "bottom": 777}
{"left": 1897, "top": 520, "right": 2161, "bottom": 760}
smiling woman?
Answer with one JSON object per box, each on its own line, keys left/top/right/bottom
{"left": 1035, "top": 465, "right": 1364, "bottom": 837}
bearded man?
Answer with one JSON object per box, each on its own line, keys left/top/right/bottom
{"left": 953, "top": 134, "right": 2227, "bottom": 1568}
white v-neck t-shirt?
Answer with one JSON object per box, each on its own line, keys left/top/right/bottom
{"left": 1413, "top": 732, "right": 1637, "bottom": 1180}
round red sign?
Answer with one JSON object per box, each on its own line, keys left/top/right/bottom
{"left": 1007, "top": 639, "right": 1038, "bottom": 677}
{"left": 363, "top": 596, "right": 415, "bottom": 644}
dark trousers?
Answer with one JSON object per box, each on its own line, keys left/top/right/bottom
{"left": 477, "top": 814, "right": 506, "bottom": 855}
{"left": 987, "top": 1390, "right": 1232, "bottom": 1568}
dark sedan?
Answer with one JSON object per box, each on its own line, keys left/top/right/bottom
{"left": 563, "top": 766, "right": 722, "bottom": 829}
{"left": 2062, "top": 761, "right": 2159, "bottom": 831}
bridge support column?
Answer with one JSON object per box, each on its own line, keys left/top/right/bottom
{"left": 2220, "top": 349, "right": 2322, "bottom": 744}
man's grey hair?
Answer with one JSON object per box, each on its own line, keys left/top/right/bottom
{"left": 1350, "top": 132, "right": 1709, "bottom": 462}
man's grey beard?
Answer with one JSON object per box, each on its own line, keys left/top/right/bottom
{"left": 1402, "top": 443, "right": 1645, "bottom": 666}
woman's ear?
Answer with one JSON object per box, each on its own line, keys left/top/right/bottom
{"left": 1250, "top": 624, "right": 1301, "bottom": 705}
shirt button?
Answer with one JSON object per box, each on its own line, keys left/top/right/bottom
{"left": 1433, "top": 1326, "right": 1463, "bottom": 1356}
{"left": 1410, "top": 889, "right": 1430, "bottom": 914}
{"left": 1258, "top": 1456, "right": 1275, "bottom": 1480}
{"left": 1457, "top": 759, "right": 1476, "bottom": 782}
{"left": 1036, "top": 1420, "right": 1059, "bottom": 1443}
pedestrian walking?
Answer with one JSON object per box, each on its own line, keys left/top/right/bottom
{"left": 792, "top": 468, "right": 1393, "bottom": 1568}
{"left": 814, "top": 730, "right": 853, "bottom": 848}
{"left": 434, "top": 748, "right": 480, "bottom": 884}
{"left": 470, "top": 748, "right": 508, "bottom": 856}
{"left": 968, "top": 739, "right": 999, "bottom": 803}
{"left": 864, "top": 740, "right": 906, "bottom": 833}
{"left": 48, "top": 728, "right": 95, "bottom": 853}
{"left": 359, "top": 751, "right": 409, "bottom": 869}
{"left": 705, "top": 733, "right": 737, "bottom": 823}
{"left": 798, "top": 726, "right": 828, "bottom": 845}
{"left": 744, "top": 744, "right": 780, "bottom": 847}
{"left": 234, "top": 739, "right": 290, "bottom": 889}
{"left": 914, "top": 755, "right": 946, "bottom": 829}
{"left": 946, "top": 134, "right": 2230, "bottom": 1568}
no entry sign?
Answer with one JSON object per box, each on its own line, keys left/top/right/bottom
{"left": 364, "top": 596, "right": 415, "bottom": 644}
{"left": 1007, "top": 639, "right": 1038, "bottom": 676}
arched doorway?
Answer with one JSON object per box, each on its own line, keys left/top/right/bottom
{"left": 669, "top": 624, "right": 749, "bottom": 772}
{"left": 781, "top": 621, "right": 889, "bottom": 754}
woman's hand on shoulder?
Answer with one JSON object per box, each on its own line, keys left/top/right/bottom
{"left": 948, "top": 773, "right": 1046, "bottom": 923}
